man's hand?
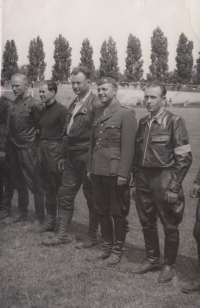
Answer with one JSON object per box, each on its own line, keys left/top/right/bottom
{"left": 58, "top": 159, "right": 65, "bottom": 171}
{"left": 130, "top": 187, "right": 136, "bottom": 201}
{"left": 87, "top": 171, "right": 91, "bottom": 181}
{"left": 117, "top": 176, "right": 127, "bottom": 186}
{"left": 190, "top": 183, "right": 200, "bottom": 198}
{"left": 165, "top": 190, "right": 179, "bottom": 203}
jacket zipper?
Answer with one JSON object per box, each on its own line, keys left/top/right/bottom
{"left": 142, "top": 121, "right": 152, "bottom": 166}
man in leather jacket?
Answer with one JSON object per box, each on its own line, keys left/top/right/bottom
{"left": 43, "top": 66, "right": 100, "bottom": 248}
{"left": 131, "top": 81, "right": 192, "bottom": 283}
{"left": 9, "top": 74, "right": 44, "bottom": 227}
{"left": 86, "top": 77, "right": 137, "bottom": 265}
{"left": 0, "top": 80, "right": 14, "bottom": 219}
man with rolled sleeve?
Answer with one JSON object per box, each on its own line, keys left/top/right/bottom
{"left": 87, "top": 77, "right": 137, "bottom": 265}
{"left": 9, "top": 73, "right": 44, "bottom": 227}
{"left": 131, "top": 81, "right": 192, "bottom": 283}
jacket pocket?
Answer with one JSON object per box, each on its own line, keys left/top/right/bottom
{"left": 151, "top": 135, "right": 170, "bottom": 143}
{"left": 110, "top": 148, "right": 120, "bottom": 174}
{"left": 105, "top": 122, "right": 121, "bottom": 140}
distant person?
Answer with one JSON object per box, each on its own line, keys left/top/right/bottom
{"left": 9, "top": 74, "right": 44, "bottom": 228}
{"left": 181, "top": 168, "right": 200, "bottom": 293}
{"left": 0, "top": 80, "right": 14, "bottom": 219}
{"left": 131, "top": 81, "right": 192, "bottom": 283}
{"left": 34, "top": 81, "right": 68, "bottom": 232}
{"left": 86, "top": 77, "right": 137, "bottom": 265}
{"left": 42, "top": 66, "right": 100, "bottom": 248}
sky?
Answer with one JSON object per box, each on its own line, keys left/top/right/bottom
{"left": 1, "top": 0, "right": 200, "bottom": 79}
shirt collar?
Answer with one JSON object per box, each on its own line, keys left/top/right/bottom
{"left": 148, "top": 108, "right": 166, "bottom": 125}
{"left": 76, "top": 90, "right": 91, "bottom": 105}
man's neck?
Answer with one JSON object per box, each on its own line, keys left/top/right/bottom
{"left": 45, "top": 97, "right": 56, "bottom": 106}
{"left": 17, "top": 90, "right": 29, "bottom": 101}
{"left": 77, "top": 88, "right": 90, "bottom": 100}
{"left": 150, "top": 107, "right": 163, "bottom": 118}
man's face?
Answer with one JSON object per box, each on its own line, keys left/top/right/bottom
{"left": 144, "top": 86, "right": 164, "bottom": 115}
{"left": 98, "top": 83, "right": 117, "bottom": 105}
{"left": 71, "top": 72, "right": 89, "bottom": 96}
{"left": 39, "top": 84, "right": 54, "bottom": 104}
{"left": 11, "top": 77, "right": 27, "bottom": 98}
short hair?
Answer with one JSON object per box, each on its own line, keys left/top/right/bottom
{"left": 11, "top": 73, "right": 28, "bottom": 84}
{"left": 71, "top": 66, "right": 91, "bottom": 79}
{"left": 146, "top": 81, "right": 167, "bottom": 97}
{"left": 40, "top": 80, "right": 57, "bottom": 94}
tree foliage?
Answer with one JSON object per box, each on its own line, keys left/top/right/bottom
{"left": 194, "top": 52, "right": 200, "bottom": 84}
{"left": 124, "top": 34, "right": 143, "bottom": 82}
{"left": 1, "top": 40, "right": 18, "bottom": 81}
{"left": 18, "top": 64, "right": 29, "bottom": 76}
{"left": 99, "top": 36, "right": 119, "bottom": 80}
{"left": 52, "top": 34, "right": 72, "bottom": 82}
{"left": 80, "top": 38, "right": 95, "bottom": 75}
{"left": 27, "top": 36, "right": 46, "bottom": 81}
{"left": 148, "top": 27, "right": 169, "bottom": 81}
{"left": 175, "top": 33, "right": 194, "bottom": 83}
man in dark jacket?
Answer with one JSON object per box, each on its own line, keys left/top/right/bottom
{"left": 43, "top": 66, "right": 100, "bottom": 248}
{"left": 9, "top": 74, "right": 44, "bottom": 228}
{"left": 181, "top": 169, "right": 200, "bottom": 293}
{"left": 0, "top": 80, "right": 14, "bottom": 219}
{"left": 86, "top": 77, "right": 137, "bottom": 265}
{"left": 131, "top": 81, "right": 192, "bottom": 283}
{"left": 35, "top": 81, "right": 68, "bottom": 232}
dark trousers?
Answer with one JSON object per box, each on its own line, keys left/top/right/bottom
{"left": 0, "top": 157, "right": 14, "bottom": 210}
{"left": 35, "top": 140, "right": 62, "bottom": 216}
{"left": 58, "top": 150, "right": 96, "bottom": 216}
{"left": 9, "top": 146, "right": 44, "bottom": 221}
{"left": 91, "top": 174, "right": 130, "bottom": 219}
{"left": 135, "top": 168, "right": 185, "bottom": 235}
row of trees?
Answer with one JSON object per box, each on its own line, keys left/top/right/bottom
{"left": 2, "top": 27, "right": 200, "bottom": 84}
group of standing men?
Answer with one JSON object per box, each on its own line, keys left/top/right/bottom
{"left": 0, "top": 66, "right": 200, "bottom": 292}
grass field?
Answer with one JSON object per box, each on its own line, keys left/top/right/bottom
{"left": 0, "top": 87, "right": 200, "bottom": 308}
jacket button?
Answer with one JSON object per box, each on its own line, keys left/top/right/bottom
{"left": 101, "top": 124, "right": 103, "bottom": 126}
{"left": 100, "top": 131, "right": 102, "bottom": 134}
{"left": 99, "top": 138, "right": 101, "bottom": 141}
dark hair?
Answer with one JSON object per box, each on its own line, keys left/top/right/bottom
{"left": 71, "top": 66, "right": 91, "bottom": 79}
{"left": 40, "top": 80, "right": 57, "bottom": 94}
{"left": 146, "top": 81, "right": 167, "bottom": 97}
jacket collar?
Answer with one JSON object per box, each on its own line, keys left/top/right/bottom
{"left": 99, "top": 97, "right": 121, "bottom": 122}
{"left": 141, "top": 108, "right": 166, "bottom": 125}
{"left": 68, "top": 91, "right": 92, "bottom": 115}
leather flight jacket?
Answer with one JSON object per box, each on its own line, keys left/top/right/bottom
{"left": 132, "top": 109, "right": 192, "bottom": 193}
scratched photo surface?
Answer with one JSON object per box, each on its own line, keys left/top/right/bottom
{"left": 0, "top": 1, "right": 200, "bottom": 307}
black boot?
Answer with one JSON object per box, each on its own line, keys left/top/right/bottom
{"left": 12, "top": 186, "right": 29, "bottom": 223}
{"left": 42, "top": 210, "right": 73, "bottom": 246}
{"left": 106, "top": 218, "right": 127, "bottom": 266}
{"left": 37, "top": 196, "right": 57, "bottom": 233}
{"left": 0, "top": 181, "right": 14, "bottom": 219}
{"left": 158, "top": 231, "right": 179, "bottom": 283}
{"left": 132, "top": 229, "right": 161, "bottom": 274}
{"left": 76, "top": 207, "right": 99, "bottom": 249}
{"left": 86, "top": 214, "right": 113, "bottom": 261}
{"left": 181, "top": 242, "right": 200, "bottom": 293}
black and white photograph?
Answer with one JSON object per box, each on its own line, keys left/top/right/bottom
{"left": 0, "top": 0, "right": 200, "bottom": 307}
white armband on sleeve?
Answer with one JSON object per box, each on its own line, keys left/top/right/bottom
{"left": 174, "top": 144, "right": 191, "bottom": 155}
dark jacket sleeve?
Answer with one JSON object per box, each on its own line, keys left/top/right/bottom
{"left": 117, "top": 108, "right": 137, "bottom": 179}
{"left": 195, "top": 168, "right": 200, "bottom": 185}
{"left": 167, "top": 116, "right": 192, "bottom": 193}
{"left": 0, "top": 100, "right": 11, "bottom": 153}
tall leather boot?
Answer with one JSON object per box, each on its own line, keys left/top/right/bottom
{"left": 12, "top": 186, "right": 29, "bottom": 223}
{"left": 42, "top": 210, "right": 73, "bottom": 246}
{"left": 75, "top": 207, "right": 99, "bottom": 249}
{"left": 158, "top": 231, "right": 179, "bottom": 283}
{"left": 86, "top": 214, "right": 113, "bottom": 261}
{"left": 0, "top": 182, "right": 14, "bottom": 219}
{"left": 106, "top": 217, "right": 127, "bottom": 266}
{"left": 34, "top": 191, "right": 45, "bottom": 223}
{"left": 36, "top": 195, "right": 57, "bottom": 233}
{"left": 181, "top": 242, "right": 200, "bottom": 293}
{"left": 132, "top": 229, "right": 161, "bottom": 274}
